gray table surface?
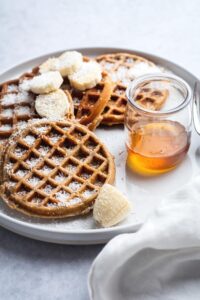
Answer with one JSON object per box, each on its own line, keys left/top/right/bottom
{"left": 0, "top": 0, "right": 200, "bottom": 299}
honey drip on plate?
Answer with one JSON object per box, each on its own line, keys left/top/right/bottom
{"left": 127, "top": 120, "right": 190, "bottom": 176}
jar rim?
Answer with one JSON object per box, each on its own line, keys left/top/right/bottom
{"left": 126, "top": 74, "right": 192, "bottom": 116}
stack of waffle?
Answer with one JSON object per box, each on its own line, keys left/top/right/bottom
{"left": 0, "top": 51, "right": 167, "bottom": 218}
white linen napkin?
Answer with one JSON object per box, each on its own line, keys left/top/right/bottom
{"left": 88, "top": 175, "right": 200, "bottom": 300}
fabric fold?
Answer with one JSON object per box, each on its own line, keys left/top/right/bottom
{"left": 88, "top": 175, "right": 200, "bottom": 300}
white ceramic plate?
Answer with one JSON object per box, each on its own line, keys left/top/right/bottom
{"left": 0, "top": 47, "right": 199, "bottom": 245}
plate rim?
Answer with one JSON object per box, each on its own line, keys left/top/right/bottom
{"left": 0, "top": 46, "right": 198, "bottom": 82}
{"left": 0, "top": 47, "right": 198, "bottom": 243}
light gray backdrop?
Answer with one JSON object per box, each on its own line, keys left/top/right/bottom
{"left": 0, "top": 0, "right": 200, "bottom": 299}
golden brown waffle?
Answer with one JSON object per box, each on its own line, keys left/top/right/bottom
{"left": 59, "top": 56, "right": 113, "bottom": 131}
{"left": 0, "top": 74, "right": 35, "bottom": 181}
{"left": 0, "top": 70, "right": 74, "bottom": 144}
{"left": 62, "top": 72, "right": 113, "bottom": 131}
{"left": 36, "top": 56, "right": 113, "bottom": 131}
{"left": 96, "top": 53, "right": 166, "bottom": 125}
{"left": 0, "top": 119, "right": 115, "bottom": 218}
{"left": 0, "top": 72, "right": 37, "bottom": 144}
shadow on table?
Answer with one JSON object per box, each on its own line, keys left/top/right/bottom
{"left": 0, "top": 226, "right": 102, "bottom": 300}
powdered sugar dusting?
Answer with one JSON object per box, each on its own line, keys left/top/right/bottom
{"left": 55, "top": 189, "right": 70, "bottom": 201}
{"left": 6, "top": 161, "right": 15, "bottom": 171}
{"left": 125, "top": 58, "right": 135, "bottom": 64}
{"left": 82, "top": 188, "right": 96, "bottom": 198}
{"left": 24, "top": 135, "right": 36, "bottom": 145}
{"left": 40, "top": 165, "right": 53, "bottom": 174}
{"left": 104, "top": 62, "right": 115, "bottom": 70}
{"left": 110, "top": 62, "right": 163, "bottom": 86}
{"left": 43, "top": 184, "right": 54, "bottom": 194}
{"left": 61, "top": 126, "right": 70, "bottom": 131}
{"left": 1, "top": 91, "right": 33, "bottom": 106}
{"left": 47, "top": 202, "right": 57, "bottom": 207}
{"left": 55, "top": 172, "right": 66, "bottom": 182}
{"left": 37, "top": 126, "right": 50, "bottom": 134}
{"left": 26, "top": 157, "right": 40, "bottom": 167}
{"left": 8, "top": 180, "right": 16, "bottom": 187}
{"left": 57, "top": 196, "right": 82, "bottom": 207}
{"left": 16, "top": 169, "right": 28, "bottom": 177}
{"left": 49, "top": 133, "right": 61, "bottom": 144}
{"left": 17, "top": 121, "right": 27, "bottom": 127}
{"left": 38, "top": 146, "right": 50, "bottom": 155}
{"left": 68, "top": 181, "right": 82, "bottom": 191}
{"left": 1, "top": 108, "right": 13, "bottom": 117}
{"left": 19, "top": 80, "right": 31, "bottom": 92}
{"left": 8, "top": 84, "right": 19, "bottom": 92}
{"left": 17, "top": 91, "right": 34, "bottom": 103}
{"left": 15, "top": 106, "right": 30, "bottom": 116}
{"left": 66, "top": 164, "right": 77, "bottom": 173}
{"left": 111, "top": 66, "right": 128, "bottom": 83}
{"left": 1, "top": 94, "right": 17, "bottom": 105}
{"left": 69, "top": 197, "right": 82, "bottom": 205}
{"left": 14, "top": 146, "right": 27, "bottom": 156}
{"left": 16, "top": 189, "right": 27, "bottom": 196}
{"left": 52, "top": 155, "right": 64, "bottom": 165}
{"left": 128, "top": 62, "right": 162, "bottom": 79}
{"left": 27, "top": 176, "right": 40, "bottom": 186}
{"left": 31, "top": 196, "right": 43, "bottom": 204}
{"left": 0, "top": 124, "right": 12, "bottom": 132}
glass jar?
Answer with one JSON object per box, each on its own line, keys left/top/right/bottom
{"left": 125, "top": 74, "right": 193, "bottom": 176}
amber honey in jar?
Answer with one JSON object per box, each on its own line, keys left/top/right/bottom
{"left": 125, "top": 74, "right": 192, "bottom": 176}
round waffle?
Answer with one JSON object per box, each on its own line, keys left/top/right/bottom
{"left": 96, "top": 53, "right": 167, "bottom": 125}
{"left": 60, "top": 57, "right": 113, "bottom": 131}
{"left": 0, "top": 119, "right": 115, "bottom": 218}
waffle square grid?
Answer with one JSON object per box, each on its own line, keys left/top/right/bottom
{"left": 2, "top": 120, "right": 115, "bottom": 218}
